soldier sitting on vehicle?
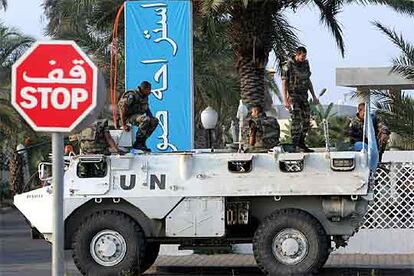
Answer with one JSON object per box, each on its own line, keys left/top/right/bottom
{"left": 71, "top": 119, "right": 120, "bottom": 155}
{"left": 119, "top": 81, "right": 159, "bottom": 152}
{"left": 349, "top": 102, "right": 390, "bottom": 161}
{"left": 248, "top": 106, "right": 280, "bottom": 151}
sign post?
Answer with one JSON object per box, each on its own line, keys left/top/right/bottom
{"left": 51, "top": 133, "right": 64, "bottom": 275}
{"left": 11, "top": 41, "right": 99, "bottom": 275}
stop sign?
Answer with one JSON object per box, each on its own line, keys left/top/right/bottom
{"left": 12, "top": 41, "right": 98, "bottom": 132}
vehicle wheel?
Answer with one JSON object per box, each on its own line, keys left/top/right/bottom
{"left": 253, "top": 209, "right": 329, "bottom": 275}
{"left": 140, "top": 241, "right": 160, "bottom": 272}
{"left": 321, "top": 236, "right": 332, "bottom": 267}
{"left": 72, "top": 211, "right": 145, "bottom": 276}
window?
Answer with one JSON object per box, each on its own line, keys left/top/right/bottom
{"left": 77, "top": 161, "right": 107, "bottom": 178}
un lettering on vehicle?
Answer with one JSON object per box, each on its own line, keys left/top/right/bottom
{"left": 119, "top": 174, "right": 166, "bottom": 190}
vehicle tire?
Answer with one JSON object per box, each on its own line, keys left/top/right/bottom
{"left": 320, "top": 236, "right": 332, "bottom": 267}
{"left": 253, "top": 209, "right": 329, "bottom": 275}
{"left": 140, "top": 241, "right": 160, "bottom": 273}
{"left": 72, "top": 211, "right": 145, "bottom": 276}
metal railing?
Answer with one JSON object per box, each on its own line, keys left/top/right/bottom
{"left": 362, "top": 162, "right": 414, "bottom": 229}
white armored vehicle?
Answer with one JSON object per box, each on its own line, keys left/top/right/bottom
{"left": 14, "top": 136, "right": 375, "bottom": 275}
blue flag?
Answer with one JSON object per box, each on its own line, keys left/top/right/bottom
{"left": 366, "top": 110, "right": 379, "bottom": 170}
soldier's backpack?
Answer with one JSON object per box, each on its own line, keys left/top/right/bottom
{"left": 118, "top": 90, "right": 135, "bottom": 120}
{"left": 78, "top": 120, "right": 107, "bottom": 142}
{"left": 77, "top": 120, "right": 108, "bottom": 154}
{"left": 243, "top": 115, "right": 280, "bottom": 149}
{"left": 260, "top": 116, "right": 280, "bottom": 149}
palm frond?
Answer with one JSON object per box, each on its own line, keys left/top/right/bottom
{"left": 347, "top": 0, "right": 414, "bottom": 15}
{"left": 271, "top": 13, "right": 300, "bottom": 72}
{"left": 198, "top": 0, "right": 227, "bottom": 15}
{"left": 374, "top": 21, "right": 414, "bottom": 81}
{"left": 376, "top": 92, "right": 414, "bottom": 140}
{"left": 0, "top": 0, "right": 7, "bottom": 11}
{"left": 265, "top": 73, "right": 283, "bottom": 103}
{"left": 374, "top": 21, "right": 414, "bottom": 60}
{"left": 313, "top": 0, "right": 345, "bottom": 56}
{"left": 0, "top": 22, "right": 34, "bottom": 87}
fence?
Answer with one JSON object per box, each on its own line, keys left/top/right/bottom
{"left": 362, "top": 162, "right": 414, "bottom": 229}
{"left": 337, "top": 161, "right": 414, "bottom": 254}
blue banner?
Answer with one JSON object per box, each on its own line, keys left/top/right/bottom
{"left": 366, "top": 109, "right": 379, "bottom": 170}
{"left": 125, "top": 0, "right": 193, "bottom": 152}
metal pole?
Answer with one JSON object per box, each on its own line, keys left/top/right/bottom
{"left": 208, "top": 129, "right": 212, "bottom": 148}
{"left": 52, "top": 133, "right": 64, "bottom": 276}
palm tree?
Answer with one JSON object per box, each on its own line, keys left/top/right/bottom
{"left": 43, "top": 1, "right": 242, "bottom": 147}
{"left": 0, "top": 22, "right": 34, "bottom": 87}
{"left": 0, "top": 23, "right": 36, "bottom": 195}
{"left": 375, "top": 92, "right": 414, "bottom": 149}
{"left": 0, "top": 0, "right": 7, "bottom": 11}
{"left": 42, "top": 1, "right": 414, "bottom": 149}
{"left": 367, "top": 22, "right": 414, "bottom": 149}
{"left": 197, "top": 0, "right": 414, "bottom": 109}
{"left": 193, "top": 15, "right": 240, "bottom": 147}
{"left": 43, "top": 0, "right": 124, "bottom": 79}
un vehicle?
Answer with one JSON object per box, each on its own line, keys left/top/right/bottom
{"left": 14, "top": 134, "right": 375, "bottom": 275}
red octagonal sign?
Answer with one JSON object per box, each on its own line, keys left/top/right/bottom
{"left": 12, "top": 41, "right": 98, "bottom": 132}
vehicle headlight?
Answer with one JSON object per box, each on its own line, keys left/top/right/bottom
{"left": 331, "top": 158, "right": 355, "bottom": 171}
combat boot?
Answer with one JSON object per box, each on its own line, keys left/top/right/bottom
{"left": 141, "top": 137, "right": 151, "bottom": 152}
{"left": 298, "top": 135, "right": 314, "bottom": 153}
{"left": 290, "top": 137, "right": 305, "bottom": 153}
{"left": 133, "top": 137, "right": 147, "bottom": 151}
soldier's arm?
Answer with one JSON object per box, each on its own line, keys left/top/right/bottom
{"left": 281, "top": 63, "right": 291, "bottom": 110}
{"left": 104, "top": 131, "right": 120, "bottom": 154}
{"left": 120, "top": 94, "right": 135, "bottom": 131}
{"left": 249, "top": 128, "right": 256, "bottom": 146}
{"left": 308, "top": 80, "right": 319, "bottom": 104}
{"left": 305, "top": 60, "right": 318, "bottom": 104}
{"left": 146, "top": 108, "right": 153, "bottom": 118}
{"left": 120, "top": 111, "right": 127, "bottom": 131}
{"left": 348, "top": 120, "right": 360, "bottom": 144}
{"left": 249, "top": 119, "right": 258, "bottom": 146}
{"left": 282, "top": 80, "right": 288, "bottom": 102}
{"left": 377, "top": 122, "right": 391, "bottom": 145}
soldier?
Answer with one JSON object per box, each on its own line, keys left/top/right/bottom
{"left": 119, "top": 81, "right": 159, "bottom": 152}
{"left": 349, "top": 102, "right": 390, "bottom": 161}
{"left": 282, "top": 47, "right": 319, "bottom": 152}
{"left": 248, "top": 106, "right": 280, "bottom": 150}
{"left": 74, "top": 119, "right": 120, "bottom": 155}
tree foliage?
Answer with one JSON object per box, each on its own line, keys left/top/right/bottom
{"left": 369, "top": 22, "right": 414, "bottom": 149}
{"left": 0, "top": 22, "right": 34, "bottom": 87}
{"left": 0, "top": 23, "right": 49, "bottom": 195}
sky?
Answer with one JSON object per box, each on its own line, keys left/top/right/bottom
{"left": 1, "top": 1, "right": 414, "bottom": 105}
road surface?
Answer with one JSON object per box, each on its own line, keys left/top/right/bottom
{"left": 1, "top": 207, "right": 413, "bottom": 275}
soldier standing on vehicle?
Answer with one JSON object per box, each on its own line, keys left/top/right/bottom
{"left": 349, "top": 102, "right": 390, "bottom": 161}
{"left": 282, "top": 47, "right": 319, "bottom": 152}
{"left": 72, "top": 119, "right": 120, "bottom": 155}
{"left": 119, "top": 81, "right": 159, "bottom": 152}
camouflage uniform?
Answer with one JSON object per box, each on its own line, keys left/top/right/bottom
{"left": 348, "top": 116, "right": 365, "bottom": 145}
{"left": 282, "top": 57, "right": 312, "bottom": 146}
{"left": 349, "top": 114, "right": 390, "bottom": 160}
{"left": 77, "top": 119, "right": 111, "bottom": 155}
{"left": 248, "top": 113, "right": 280, "bottom": 150}
{"left": 125, "top": 88, "right": 159, "bottom": 148}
